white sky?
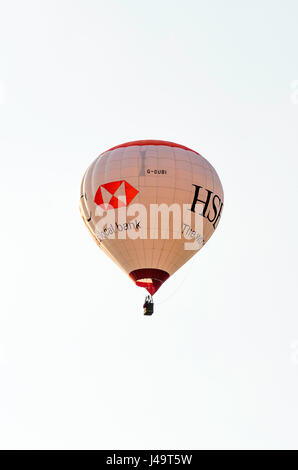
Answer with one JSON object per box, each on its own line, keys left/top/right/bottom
{"left": 0, "top": 0, "right": 298, "bottom": 450}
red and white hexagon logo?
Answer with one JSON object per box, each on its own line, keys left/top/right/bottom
{"left": 94, "top": 180, "right": 139, "bottom": 210}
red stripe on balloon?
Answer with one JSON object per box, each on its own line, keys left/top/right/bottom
{"left": 99, "top": 140, "right": 201, "bottom": 157}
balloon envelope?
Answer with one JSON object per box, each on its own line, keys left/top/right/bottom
{"left": 80, "top": 140, "right": 224, "bottom": 295}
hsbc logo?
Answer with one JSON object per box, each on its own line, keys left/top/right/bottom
{"left": 87, "top": 181, "right": 223, "bottom": 251}
{"left": 94, "top": 180, "right": 139, "bottom": 210}
{"left": 190, "top": 184, "right": 223, "bottom": 230}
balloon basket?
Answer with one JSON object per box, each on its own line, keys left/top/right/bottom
{"left": 143, "top": 295, "right": 154, "bottom": 316}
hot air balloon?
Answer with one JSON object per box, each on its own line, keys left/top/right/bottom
{"left": 79, "top": 140, "right": 224, "bottom": 315}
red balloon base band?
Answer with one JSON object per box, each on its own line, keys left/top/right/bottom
{"left": 129, "top": 268, "right": 170, "bottom": 295}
